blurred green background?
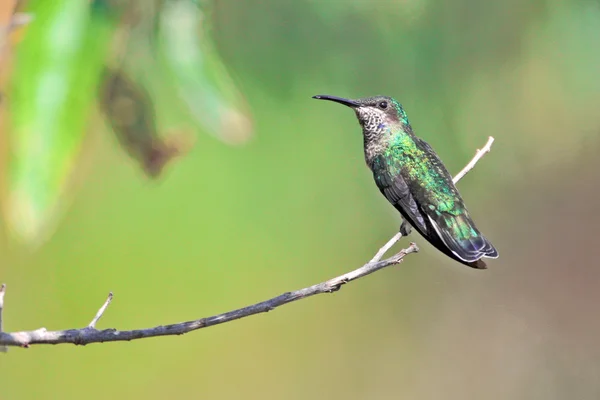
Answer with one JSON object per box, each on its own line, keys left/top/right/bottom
{"left": 2, "top": 0, "right": 600, "bottom": 399}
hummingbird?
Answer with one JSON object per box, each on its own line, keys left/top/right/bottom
{"left": 313, "top": 95, "right": 498, "bottom": 269}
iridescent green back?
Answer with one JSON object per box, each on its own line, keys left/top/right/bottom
{"left": 380, "top": 130, "right": 480, "bottom": 243}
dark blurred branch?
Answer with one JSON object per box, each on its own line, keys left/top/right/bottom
{"left": 0, "top": 137, "right": 494, "bottom": 349}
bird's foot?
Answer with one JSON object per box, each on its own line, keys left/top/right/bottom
{"left": 327, "top": 277, "right": 349, "bottom": 293}
{"left": 399, "top": 220, "right": 412, "bottom": 236}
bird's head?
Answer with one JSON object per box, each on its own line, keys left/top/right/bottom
{"left": 312, "top": 94, "right": 411, "bottom": 141}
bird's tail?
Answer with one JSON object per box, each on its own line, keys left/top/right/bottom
{"left": 427, "top": 213, "right": 498, "bottom": 269}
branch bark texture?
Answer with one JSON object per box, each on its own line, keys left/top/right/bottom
{"left": 0, "top": 137, "right": 495, "bottom": 348}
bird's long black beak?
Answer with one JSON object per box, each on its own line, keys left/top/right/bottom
{"left": 312, "top": 95, "right": 359, "bottom": 108}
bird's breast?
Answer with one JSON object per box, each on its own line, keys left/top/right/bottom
{"left": 363, "top": 141, "right": 387, "bottom": 169}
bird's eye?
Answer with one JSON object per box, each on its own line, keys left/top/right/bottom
{"left": 378, "top": 101, "right": 388, "bottom": 109}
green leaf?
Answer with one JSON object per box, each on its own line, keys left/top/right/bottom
{"left": 157, "top": 0, "right": 253, "bottom": 145}
{"left": 4, "top": 0, "right": 117, "bottom": 246}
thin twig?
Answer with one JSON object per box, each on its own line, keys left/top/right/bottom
{"left": 88, "top": 292, "right": 113, "bottom": 329}
{"left": 370, "top": 232, "right": 403, "bottom": 263}
{"left": 0, "top": 137, "right": 495, "bottom": 349}
{"left": 0, "top": 244, "right": 419, "bottom": 347}
{"left": 452, "top": 136, "right": 495, "bottom": 184}
{"left": 368, "top": 136, "right": 496, "bottom": 261}
{"left": 0, "top": 284, "right": 6, "bottom": 352}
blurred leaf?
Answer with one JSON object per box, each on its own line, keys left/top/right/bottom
{"left": 157, "top": 0, "right": 253, "bottom": 145}
{"left": 0, "top": 0, "right": 31, "bottom": 72}
{"left": 0, "top": 0, "right": 18, "bottom": 29}
{"left": 1, "top": 12, "right": 33, "bottom": 52}
{"left": 3, "top": 0, "right": 118, "bottom": 246}
{"left": 99, "top": 66, "right": 194, "bottom": 178}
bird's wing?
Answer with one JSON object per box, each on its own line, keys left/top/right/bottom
{"left": 413, "top": 138, "right": 498, "bottom": 261}
{"left": 426, "top": 211, "right": 498, "bottom": 262}
{"left": 371, "top": 155, "right": 428, "bottom": 233}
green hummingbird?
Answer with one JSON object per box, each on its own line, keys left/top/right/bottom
{"left": 313, "top": 95, "right": 498, "bottom": 269}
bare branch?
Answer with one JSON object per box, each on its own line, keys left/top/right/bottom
{"left": 370, "top": 232, "right": 403, "bottom": 263}
{"left": 0, "top": 136, "right": 495, "bottom": 349}
{"left": 451, "top": 136, "right": 495, "bottom": 184}
{"left": 368, "top": 136, "right": 496, "bottom": 261}
{"left": 0, "top": 244, "right": 419, "bottom": 347}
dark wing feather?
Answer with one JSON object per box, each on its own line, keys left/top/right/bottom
{"left": 426, "top": 213, "right": 498, "bottom": 262}
{"left": 369, "top": 139, "right": 498, "bottom": 268}
{"left": 412, "top": 137, "right": 499, "bottom": 262}
{"left": 371, "top": 155, "right": 428, "bottom": 234}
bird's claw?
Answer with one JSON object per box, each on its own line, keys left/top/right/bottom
{"left": 327, "top": 277, "right": 349, "bottom": 293}
{"left": 399, "top": 220, "right": 412, "bottom": 236}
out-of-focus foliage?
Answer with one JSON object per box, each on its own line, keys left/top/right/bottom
{"left": 3, "top": 0, "right": 118, "bottom": 245}
{"left": 100, "top": 66, "right": 193, "bottom": 177}
{"left": 1, "top": 0, "right": 253, "bottom": 246}
{"left": 1, "top": 0, "right": 600, "bottom": 399}
{"left": 157, "top": 0, "right": 253, "bottom": 145}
